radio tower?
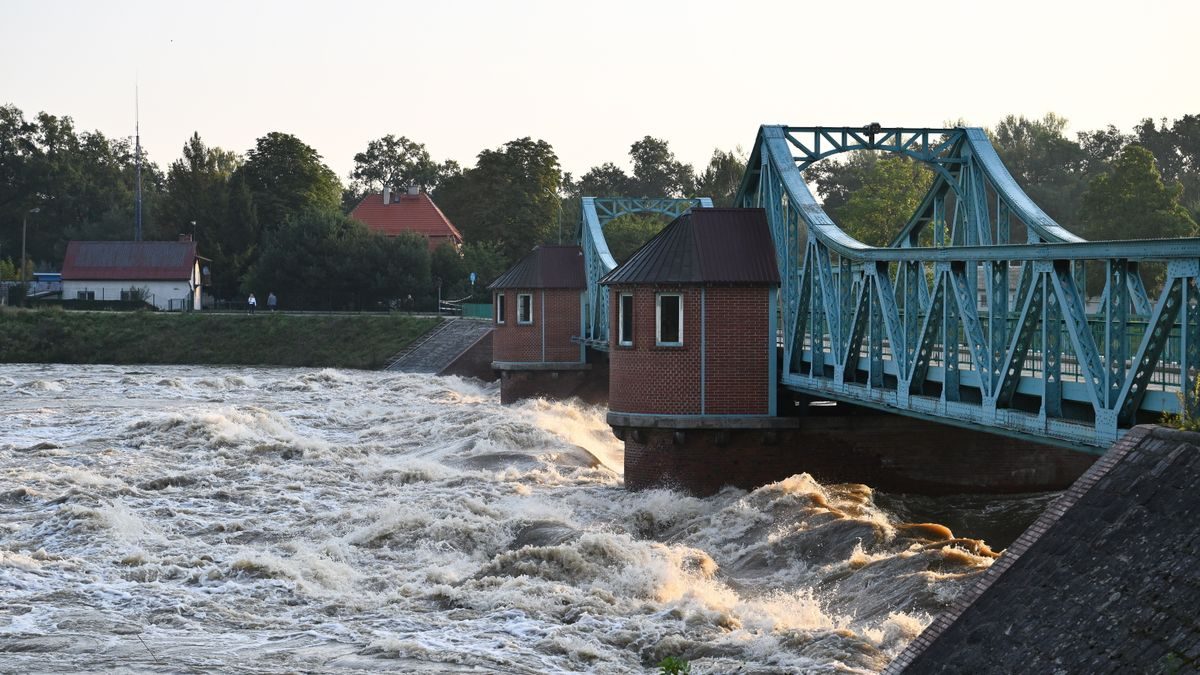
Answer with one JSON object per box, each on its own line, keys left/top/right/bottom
{"left": 134, "top": 83, "right": 143, "bottom": 241}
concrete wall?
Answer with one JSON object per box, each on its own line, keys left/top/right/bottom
{"left": 492, "top": 288, "right": 582, "bottom": 363}
{"left": 439, "top": 329, "right": 497, "bottom": 382}
{"left": 62, "top": 279, "right": 195, "bottom": 311}
{"left": 608, "top": 284, "right": 771, "bottom": 416}
{"left": 620, "top": 406, "right": 1094, "bottom": 496}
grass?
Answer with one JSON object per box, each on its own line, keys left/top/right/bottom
{"left": 0, "top": 307, "right": 442, "bottom": 370}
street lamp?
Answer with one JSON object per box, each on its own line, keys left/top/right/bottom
{"left": 21, "top": 207, "right": 40, "bottom": 300}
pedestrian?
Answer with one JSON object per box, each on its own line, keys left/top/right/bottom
{"left": 267, "top": 292, "right": 277, "bottom": 312}
{"left": 248, "top": 293, "right": 257, "bottom": 314}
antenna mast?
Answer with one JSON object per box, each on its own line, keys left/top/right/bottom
{"left": 135, "top": 82, "right": 143, "bottom": 241}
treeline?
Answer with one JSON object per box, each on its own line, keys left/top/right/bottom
{"left": 0, "top": 105, "right": 745, "bottom": 308}
{"left": 808, "top": 114, "right": 1200, "bottom": 246}
{"left": 1, "top": 105, "right": 1197, "bottom": 309}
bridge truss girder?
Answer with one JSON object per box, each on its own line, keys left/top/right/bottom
{"left": 739, "top": 124, "right": 1200, "bottom": 451}
{"left": 577, "top": 196, "right": 713, "bottom": 349}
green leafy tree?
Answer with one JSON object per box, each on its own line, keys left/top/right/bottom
{"left": 350, "top": 135, "right": 453, "bottom": 198}
{"left": 695, "top": 148, "right": 747, "bottom": 206}
{"left": 461, "top": 240, "right": 509, "bottom": 289}
{"left": 234, "top": 132, "right": 342, "bottom": 230}
{"left": 569, "top": 162, "right": 633, "bottom": 198}
{"left": 0, "top": 106, "right": 169, "bottom": 264}
{"left": 809, "top": 153, "right": 933, "bottom": 246}
{"left": 245, "top": 209, "right": 431, "bottom": 310}
{"left": 1079, "top": 144, "right": 1197, "bottom": 241}
{"left": 990, "top": 113, "right": 1089, "bottom": 229}
{"left": 435, "top": 137, "right": 561, "bottom": 262}
{"left": 431, "top": 242, "right": 469, "bottom": 297}
{"left": 161, "top": 132, "right": 240, "bottom": 240}
{"left": 629, "top": 136, "right": 694, "bottom": 197}
{"left": 603, "top": 214, "right": 670, "bottom": 262}
{"left": 1135, "top": 115, "right": 1200, "bottom": 220}
{"left": 1078, "top": 124, "right": 1132, "bottom": 173}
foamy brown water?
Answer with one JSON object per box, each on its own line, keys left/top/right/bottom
{"left": 0, "top": 364, "right": 999, "bottom": 673}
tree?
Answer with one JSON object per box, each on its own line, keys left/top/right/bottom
{"left": 431, "top": 242, "right": 468, "bottom": 298}
{"left": 245, "top": 209, "right": 431, "bottom": 310}
{"left": 695, "top": 148, "right": 747, "bottom": 207}
{"left": 809, "top": 153, "right": 933, "bottom": 246}
{"left": 235, "top": 132, "right": 342, "bottom": 230}
{"left": 569, "top": 162, "right": 633, "bottom": 198}
{"left": 1078, "top": 125, "right": 1132, "bottom": 173}
{"left": 1078, "top": 144, "right": 1197, "bottom": 241}
{"left": 435, "top": 137, "right": 561, "bottom": 262}
{"left": 990, "top": 114, "right": 1089, "bottom": 229}
{"left": 461, "top": 240, "right": 509, "bottom": 289}
{"left": 350, "top": 135, "right": 451, "bottom": 198}
{"left": 1135, "top": 115, "right": 1200, "bottom": 220}
{"left": 602, "top": 214, "right": 670, "bottom": 262}
{"left": 628, "top": 136, "right": 694, "bottom": 197}
{"left": 161, "top": 132, "right": 240, "bottom": 240}
{"left": 0, "top": 106, "right": 169, "bottom": 266}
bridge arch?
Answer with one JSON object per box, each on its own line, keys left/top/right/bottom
{"left": 577, "top": 196, "right": 713, "bottom": 346}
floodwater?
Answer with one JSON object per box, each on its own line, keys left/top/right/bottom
{"left": 0, "top": 364, "right": 1040, "bottom": 673}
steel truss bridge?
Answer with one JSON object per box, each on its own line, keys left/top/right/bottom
{"left": 574, "top": 126, "right": 1200, "bottom": 451}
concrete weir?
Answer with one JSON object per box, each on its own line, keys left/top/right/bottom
{"left": 885, "top": 425, "right": 1200, "bottom": 673}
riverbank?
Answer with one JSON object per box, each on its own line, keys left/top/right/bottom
{"left": 0, "top": 308, "right": 441, "bottom": 369}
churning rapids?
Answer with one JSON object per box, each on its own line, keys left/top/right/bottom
{"left": 0, "top": 363, "right": 1025, "bottom": 673}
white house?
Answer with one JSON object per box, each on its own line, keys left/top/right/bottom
{"left": 61, "top": 239, "right": 206, "bottom": 311}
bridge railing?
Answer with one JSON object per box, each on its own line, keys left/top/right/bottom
{"left": 741, "top": 124, "right": 1200, "bottom": 450}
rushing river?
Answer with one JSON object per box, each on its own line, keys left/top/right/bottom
{"left": 0, "top": 363, "right": 1044, "bottom": 673}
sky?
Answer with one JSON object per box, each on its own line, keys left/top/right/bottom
{"left": 2, "top": 0, "right": 1197, "bottom": 182}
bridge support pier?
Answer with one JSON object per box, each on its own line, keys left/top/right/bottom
{"left": 612, "top": 403, "right": 1097, "bottom": 496}
{"left": 495, "top": 358, "right": 608, "bottom": 405}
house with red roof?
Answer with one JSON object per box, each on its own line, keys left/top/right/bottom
{"left": 61, "top": 239, "right": 206, "bottom": 311}
{"left": 349, "top": 186, "right": 464, "bottom": 251}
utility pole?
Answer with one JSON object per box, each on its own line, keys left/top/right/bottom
{"left": 134, "top": 83, "right": 143, "bottom": 241}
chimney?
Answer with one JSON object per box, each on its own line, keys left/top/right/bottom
{"left": 382, "top": 187, "right": 391, "bottom": 204}
{"left": 407, "top": 185, "right": 419, "bottom": 197}
{"left": 178, "top": 234, "right": 193, "bottom": 242}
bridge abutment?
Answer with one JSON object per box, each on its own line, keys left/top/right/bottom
{"left": 613, "top": 402, "right": 1096, "bottom": 496}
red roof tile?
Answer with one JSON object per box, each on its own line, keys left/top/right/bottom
{"left": 349, "top": 191, "right": 464, "bottom": 244}
{"left": 61, "top": 241, "right": 199, "bottom": 281}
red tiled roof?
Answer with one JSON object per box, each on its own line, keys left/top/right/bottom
{"left": 61, "top": 241, "right": 199, "bottom": 281}
{"left": 350, "top": 191, "right": 464, "bottom": 243}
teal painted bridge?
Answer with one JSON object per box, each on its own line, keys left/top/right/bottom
{"left": 575, "top": 125, "right": 1200, "bottom": 453}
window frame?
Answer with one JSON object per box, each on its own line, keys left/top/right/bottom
{"left": 495, "top": 293, "right": 506, "bottom": 324}
{"left": 517, "top": 293, "right": 534, "bottom": 325}
{"left": 618, "top": 292, "right": 634, "bottom": 347}
{"left": 655, "top": 292, "right": 683, "bottom": 346}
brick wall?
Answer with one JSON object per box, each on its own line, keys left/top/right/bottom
{"left": 608, "top": 284, "right": 771, "bottom": 415}
{"left": 492, "top": 288, "right": 582, "bottom": 363}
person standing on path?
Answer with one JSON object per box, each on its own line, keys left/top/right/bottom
{"left": 267, "top": 292, "right": 277, "bottom": 312}
{"left": 248, "top": 293, "right": 257, "bottom": 314}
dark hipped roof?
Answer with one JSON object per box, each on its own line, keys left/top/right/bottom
{"left": 61, "top": 241, "right": 198, "bottom": 281}
{"left": 489, "top": 245, "right": 586, "bottom": 290}
{"left": 600, "top": 208, "right": 779, "bottom": 286}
